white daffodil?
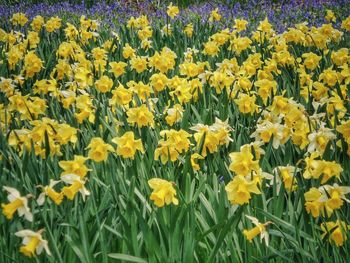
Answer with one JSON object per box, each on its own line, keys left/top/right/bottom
{"left": 318, "top": 184, "right": 350, "bottom": 209}
{"left": 61, "top": 174, "right": 90, "bottom": 201}
{"left": 251, "top": 120, "right": 288, "bottom": 149}
{"left": 190, "top": 123, "right": 210, "bottom": 133}
{"left": 272, "top": 165, "right": 299, "bottom": 192}
{"left": 15, "top": 229, "right": 51, "bottom": 257}
{"left": 307, "top": 126, "right": 336, "bottom": 154}
{"left": 243, "top": 215, "right": 272, "bottom": 246}
{"left": 37, "top": 180, "right": 63, "bottom": 206}
{"left": 210, "top": 118, "right": 234, "bottom": 146}
{"left": 1, "top": 186, "right": 32, "bottom": 222}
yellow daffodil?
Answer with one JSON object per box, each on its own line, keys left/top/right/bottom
{"left": 165, "top": 104, "right": 184, "bottom": 126}
{"left": 148, "top": 178, "right": 178, "bottom": 207}
{"left": 273, "top": 166, "right": 298, "bottom": 192}
{"left": 234, "top": 19, "right": 249, "bottom": 32}
{"left": 321, "top": 221, "right": 350, "bottom": 246}
{"left": 11, "top": 13, "right": 28, "bottom": 26}
{"left": 109, "top": 83, "right": 133, "bottom": 106}
{"left": 229, "top": 144, "right": 260, "bottom": 176}
{"left": 109, "top": 61, "right": 128, "bottom": 77}
{"left": 209, "top": 8, "right": 221, "bottom": 22}
{"left": 127, "top": 104, "right": 154, "bottom": 128}
{"left": 225, "top": 175, "right": 261, "bottom": 205}
{"left": 234, "top": 93, "right": 258, "bottom": 115}
{"left": 86, "top": 137, "right": 114, "bottom": 162}
{"left": 167, "top": 3, "right": 179, "bottom": 19}
{"left": 191, "top": 153, "right": 204, "bottom": 171}
{"left": 95, "top": 75, "right": 113, "bottom": 93}
{"left": 59, "top": 155, "right": 91, "bottom": 178}
{"left": 112, "top": 131, "right": 144, "bottom": 159}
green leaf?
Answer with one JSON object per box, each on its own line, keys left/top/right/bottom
{"left": 108, "top": 253, "right": 147, "bottom": 263}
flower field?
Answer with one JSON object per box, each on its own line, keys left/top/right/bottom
{"left": 1, "top": 1, "right": 350, "bottom": 262}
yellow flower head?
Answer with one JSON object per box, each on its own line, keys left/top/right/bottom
{"left": 230, "top": 37, "right": 252, "bottom": 55}
{"left": 319, "top": 184, "right": 350, "bottom": 211}
{"left": 112, "top": 131, "right": 144, "bottom": 159}
{"left": 59, "top": 155, "right": 90, "bottom": 178}
{"left": 127, "top": 80, "right": 153, "bottom": 101}
{"left": 109, "top": 61, "right": 128, "bottom": 78}
{"left": 165, "top": 104, "right": 184, "bottom": 126}
{"left": 209, "top": 8, "right": 221, "bottom": 22}
{"left": 336, "top": 119, "right": 350, "bottom": 144}
{"left": 15, "top": 229, "right": 51, "bottom": 257}
{"left": 122, "top": 43, "right": 135, "bottom": 59}
{"left": 274, "top": 166, "right": 298, "bottom": 192}
{"left": 234, "top": 19, "right": 249, "bottom": 32}
{"left": 302, "top": 52, "right": 321, "bottom": 71}
{"left": 37, "top": 180, "right": 63, "bottom": 206}
{"left": 61, "top": 174, "right": 90, "bottom": 201}
{"left": 86, "top": 137, "right": 114, "bottom": 162}
{"left": 45, "top": 16, "right": 62, "bottom": 32}
{"left": 95, "top": 75, "right": 114, "bottom": 93}
{"left": 24, "top": 51, "right": 43, "bottom": 78}
{"left": 127, "top": 104, "right": 154, "bottom": 128}
{"left": 203, "top": 41, "right": 220, "bottom": 56}
{"left": 321, "top": 221, "right": 350, "bottom": 247}
{"left": 325, "top": 10, "right": 336, "bottom": 22}
{"left": 319, "top": 67, "right": 338, "bottom": 87}
{"left": 184, "top": 23, "right": 193, "bottom": 37}
{"left": 243, "top": 215, "right": 271, "bottom": 246}
{"left": 154, "top": 129, "right": 191, "bottom": 163}
{"left": 130, "top": 56, "right": 148, "bottom": 73}
{"left": 109, "top": 83, "right": 133, "bottom": 106}
{"left": 31, "top": 15, "right": 45, "bottom": 31}
{"left": 191, "top": 125, "right": 219, "bottom": 157}
{"left": 148, "top": 178, "right": 179, "bottom": 207}
{"left": 150, "top": 73, "right": 168, "bottom": 92}
{"left": 191, "top": 153, "right": 204, "bottom": 171}
{"left": 1, "top": 186, "right": 32, "bottom": 222}
{"left": 225, "top": 175, "right": 261, "bottom": 205}
{"left": 234, "top": 93, "right": 258, "bottom": 115}
{"left": 304, "top": 187, "right": 325, "bottom": 217}
{"left": 341, "top": 16, "right": 350, "bottom": 31}
{"left": 167, "top": 3, "right": 179, "bottom": 19}
{"left": 11, "top": 13, "right": 28, "bottom": 26}
{"left": 229, "top": 144, "right": 260, "bottom": 176}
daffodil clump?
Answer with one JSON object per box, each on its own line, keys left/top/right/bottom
{"left": 1, "top": 4, "right": 350, "bottom": 261}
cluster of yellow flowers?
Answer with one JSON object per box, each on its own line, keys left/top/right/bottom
{"left": 1, "top": 3, "right": 350, "bottom": 255}
{"left": 8, "top": 117, "right": 77, "bottom": 157}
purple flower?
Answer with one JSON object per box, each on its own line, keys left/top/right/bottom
{"left": 0, "top": 0, "right": 349, "bottom": 33}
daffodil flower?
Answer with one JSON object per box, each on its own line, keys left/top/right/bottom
{"left": 1, "top": 186, "right": 32, "bottom": 222}
{"left": 273, "top": 165, "right": 299, "bottom": 192}
{"left": 167, "top": 3, "right": 179, "bottom": 19}
{"left": 307, "top": 127, "right": 336, "bottom": 154}
{"left": 243, "top": 215, "right": 272, "bottom": 246}
{"left": 319, "top": 184, "right": 350, "bottom": 211}
{"left": 148, "top": 178, "right": 179, "bottom": 207}
{"left": 112, "top": 131, "right": 144, "bottom": 159}
{"left": 86, "top": 137, "right": 114, "bottom": 162}
{"left": 61, "top": 174, "right": 90, "bottom": 201}
{"left": 37, "top": 180, "right": 63, "bottom": 206}
{"left": 15, "top": 229, "right": 51, "bottom": 257}
{"left": 321, "top": 221, "right": 350, "bottom": 247}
